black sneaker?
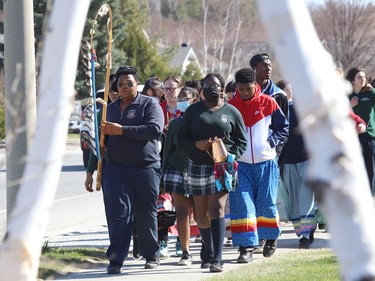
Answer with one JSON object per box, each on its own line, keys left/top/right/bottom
{"left": 263, "top": 239, "right": 277, "bottom": 257}
{"left": 209, "top": 260, "right": 224, "bottom": 272}
{"left": 318, "top": 223, "right": 326, "bottom": 230}
{"left": 254, "top": 239, "right": 265, "bottom": 254}
{"left": 299, "top": 237, "right": 310, "bottom": 249}
{"left": 107, "top": 262, "right": 122, "bottom": 274}
{"left": 237, "top": 246, "right": 253, "bottom": 263}
{"left": 145, "top": 257, "right": 160, "bottom": 269}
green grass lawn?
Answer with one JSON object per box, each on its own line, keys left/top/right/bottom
{"left": 38, "top": 247, "right": 340, "bottom": 281}
{"left": 206, "top": 249, "right": 340, "bottom": 281}
{"left": 39, "top": 247, "right": 106, "bottom": 279}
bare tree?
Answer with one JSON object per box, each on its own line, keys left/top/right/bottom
{"left": 201, "top": 0, "right": 209, "bottom": 75}
{"left": 310, "top": 0, "right": 375, "bottom": 74}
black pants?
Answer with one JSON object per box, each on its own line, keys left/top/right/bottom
{"left": 102, "top": 161, "right": 161, "bottom": 264}
{"left": 359, "top": 135, "right": 375, "bottom": 196}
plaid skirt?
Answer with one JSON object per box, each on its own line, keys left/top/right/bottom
{"left": 163, "top": 166, "right": 189, "bottom": 197}
{"left": 184, "top": 158, "right": 224, "bottom": 196}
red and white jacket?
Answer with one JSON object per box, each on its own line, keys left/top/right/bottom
{"left": 229, "top": 85, "right": 289, "bottom": 164}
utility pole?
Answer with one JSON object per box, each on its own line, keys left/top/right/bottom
{"left": 3, "top": 0, "right": 37, "bottom": 216}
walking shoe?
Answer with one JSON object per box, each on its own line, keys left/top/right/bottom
{"left": 236, "top": 246, "right": 253, "bottom": 263}
{"left": 263, "top": 239, "right": 277, "bottom": 257}
{"left": 178, "top": 251, "right": 193, "bottom": 266}
{"left": 224, "top": 238, "right": 233, "bottom": 247}
{"left": 209, "top": 260, "right": 224, "bottom": 272}
{"left": 318, "top": 223, "right": 326, "bottom": 230}
{"left": 175, "top": 240, "right": 183, "bottom": 257}
{"left": 195, "top": 234, "right": 202, "bottom": 243}
{"left": 253, "top": 239, "right": 265, "bottom": 254}
{"left": 132, "top": 235, "right": 141, "bottom": 260}
{"left": 145, "top": 257, "right": 160, "bottom": 269}
{"left": 159, "top": 240, "right": 170, "bottom": 258}
{"left": 107, "top": 262, "right": 122, "bottom": 274}
{"left": 200, "top": 259, "right": 212, "bottom": 268}
{"left": 299, "top": 237, "right": 310, "bottom": 249}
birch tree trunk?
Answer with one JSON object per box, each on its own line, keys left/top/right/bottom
{"left": 256, "top": 1, "right": 375, "bottom": 280}
{"left": 0, "top": 1, "right": 91, "bottom": 280}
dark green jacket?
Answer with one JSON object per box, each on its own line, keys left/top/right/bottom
{"left": 349, "top": 89, "right": 375, "bottom": 138}
{"left": 162, "top": 116, "right": 187, "bottom": 173}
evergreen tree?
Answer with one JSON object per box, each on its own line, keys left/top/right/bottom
{"left": 115, "top": 0, "right": 177, "bottom": 83}
{"left": 76, "top": 0, "right": 124, "bottom": 99}
{"left": 182, "top": 62, "right": 203, "bottom": 82}
{"left": 76, "top": 0, "right": 177, "bottom": 98}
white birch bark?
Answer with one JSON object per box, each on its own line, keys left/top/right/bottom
{"left": 256, "top": 1, "right": 375, "bottom": 280}
{"left": 0, "top": 1, "right": 91, "bottom": 280}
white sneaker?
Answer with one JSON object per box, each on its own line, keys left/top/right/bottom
{"left": 159, "top": 240, "right": 170, "bottom": 258}
{"left": 178, "top": 252, "right": 193, "bottom": 266}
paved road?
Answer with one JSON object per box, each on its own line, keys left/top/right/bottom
{"left": 0, "top": 140, "right": 106, "bottom": 239}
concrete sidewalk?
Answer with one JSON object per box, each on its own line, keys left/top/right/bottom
{"left": 48, "top": 222, "right": 331, "bottom": 281}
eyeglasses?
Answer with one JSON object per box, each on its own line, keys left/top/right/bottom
{"left": 117, "top": 81, "right": 134, "bottom": 88}
{"left": 177, "top": 97, "right": 194, "bottom": 102}
{"left": 165, "top": 87, "right": 179, "bottom": 92}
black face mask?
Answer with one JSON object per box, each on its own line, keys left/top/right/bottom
{"left": 203, "top": 84, "right": 221, "bottom": 102}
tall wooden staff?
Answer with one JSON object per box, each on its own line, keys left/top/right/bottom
{"left": 95, "top": 4, "right": 112, "bottom": 191}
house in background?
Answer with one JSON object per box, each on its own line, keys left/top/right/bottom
{"left": 169, "top": 43, "right": 202, "bottom": 77}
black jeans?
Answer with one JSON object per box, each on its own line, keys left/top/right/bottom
{"left": 359, "top": 134, "right": 375, "bottom": 196}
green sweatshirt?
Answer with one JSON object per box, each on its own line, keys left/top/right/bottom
{"left": 178, "top": 101, "right": 247, "bottom": 165}
{"left": 349, "top": 89, "right": 375, "bottom": 138}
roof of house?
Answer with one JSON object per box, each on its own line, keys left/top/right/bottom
{"left": 169, "top": 43, "right": 201, "bottom": 73}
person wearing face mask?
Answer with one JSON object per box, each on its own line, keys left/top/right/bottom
{"left": 162, "top": 87, "right": 199, "bottom": 266}
{"left": 178, "top": 73, "right": 247, "bottom": 272}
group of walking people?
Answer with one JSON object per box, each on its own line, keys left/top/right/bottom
{"left": 83, "top": 53, "right": 374, "bottom": 275}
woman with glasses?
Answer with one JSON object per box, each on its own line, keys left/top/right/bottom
{"left": 178, "top": 73, "right": 247, "bottom": 272}
{"left": 162, "top": 74, "right": 184, "bottom": 132}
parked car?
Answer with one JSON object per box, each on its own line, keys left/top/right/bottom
{"left": 68, "top": 115, "right": 81, "bottom": 133}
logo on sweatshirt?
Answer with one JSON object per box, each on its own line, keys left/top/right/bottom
{"left": 220, "top": 114, "right": 229, "bottom": 124}
{"left": 127, "top": 110, "right": 136, "bottom": 119}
